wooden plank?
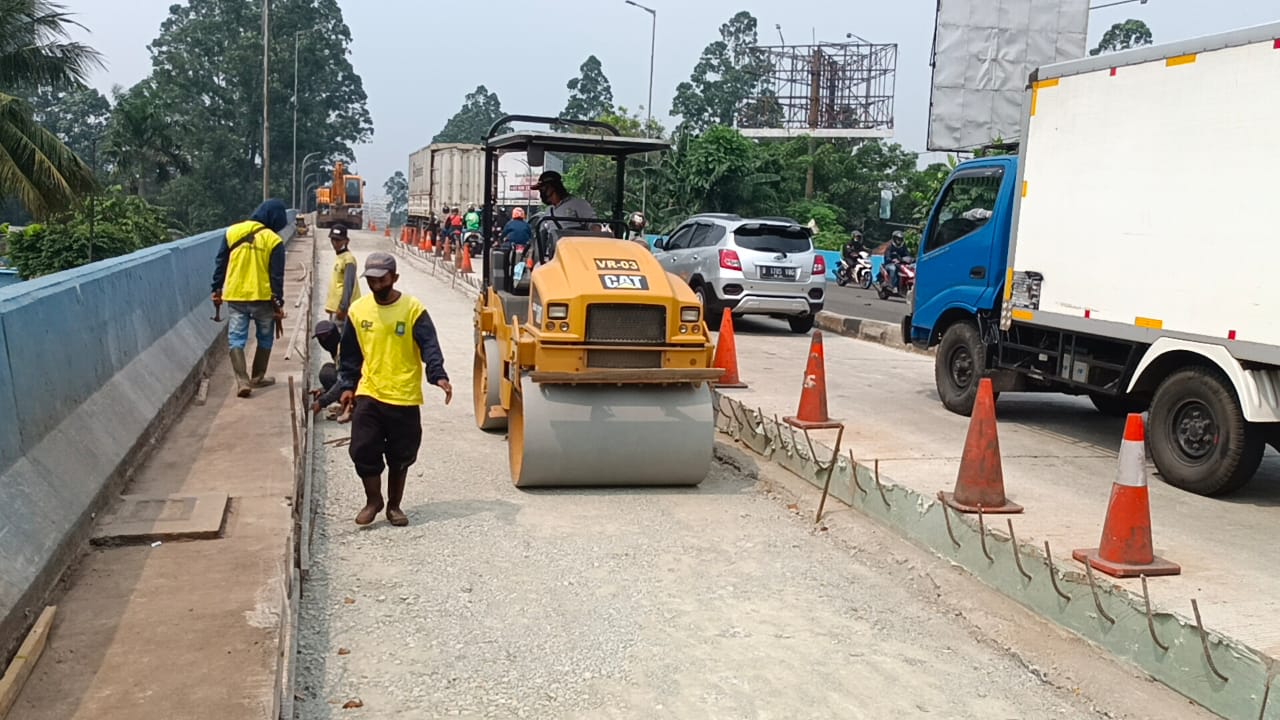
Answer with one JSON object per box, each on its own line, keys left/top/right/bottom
{"left": 0, "top": 605, "right": 57, "bottom": 719}
{"left": 530, "top": 368, "right": 724, "bottom": 384}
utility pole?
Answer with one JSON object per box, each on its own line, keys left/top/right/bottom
{"left": 261, "top": 0, "right": 270, "bottom": 201}
{"left": 624, "top": 0, "right": 656, "bottom": 214}
{"left": 292, "top": 30, "right": 300, "bottom": 209}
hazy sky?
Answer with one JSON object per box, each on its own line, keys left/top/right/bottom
{"left": 61, "top": 0, "right": 1278, "bottom": 201}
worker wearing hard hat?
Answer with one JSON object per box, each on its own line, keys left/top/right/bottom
{"left": 324, "top": 225, "right": 360, "bottom": 328}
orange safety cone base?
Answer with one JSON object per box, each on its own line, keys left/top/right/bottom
{"left": 1071, "top": 548, "right": 1181, "bottom": 578}
{"left": 716, "top": 380, "right": 749, "bottom": 389}
{"left": 783, "top": 415, "right": 842, "bottom": 430}
{"left": 939, "top": 492, "right": 1023, "bottom": 514}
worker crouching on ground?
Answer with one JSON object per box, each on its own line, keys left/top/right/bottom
{"left": 324, "top": 225, "right": 360, "bottom": 329}
{"left": 211, "top": 198, "right": 288, "bottom": 398}
{"left": 336, "top": 252, "right": 452, "bottom": 527}
{"left": 309, "top": 320, "right": 350, "bottom": 422}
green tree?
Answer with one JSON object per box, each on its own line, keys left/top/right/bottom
{"left": 433, "top": 85, "right": 509, "bottom": 144}
{"left": 21, "top": 82, "right": 111, "bottom": 163}
{"left": 670, "top": 11, "right": 772, "bottom": 134}
{"left": 1090, "top": 19, "right": 1153, "bottom": 56}
{"left": 143, "top": 0, "right": 372, "bottom": 229}
{"left": 384, "top": 170, "right": 407, "bottom": 227}
{"left": 0, "top": 0, "right": 102, "bottom": 219}
{"left": 4, "top": 187, "right": 174, "bottom": 278}
{"left": 561, "top": 55, "right": 614, "bottom": 121}
{"left": 562, "top": 107, "right": 665, "bottom": 219}
{"left": 103, "top": 83, "right": 191, "bottom": 198}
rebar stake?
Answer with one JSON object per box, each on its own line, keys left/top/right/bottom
{"left": 937, "top": 492, "right": 960, "bottom": 549}
{"left": 1140, "top": 575, "right": 1168, "bottom": 652}
{"left": 1006, "top": 519, "right": 1031, "bottom": 582}
{"left": 977, "top": 506, "right": 993, "bottom": 562}
{"left": 1044, "top": 541, "right": 1071, "bottom": 602}
{"left": 1191, "top": 598, "right": 1229, "bottom": 683}
{"left": 1083, "top": 563, "right": 1116, "bottom": 625}
{"left": 873, "top": 459, "right": 890, "bottom": 507}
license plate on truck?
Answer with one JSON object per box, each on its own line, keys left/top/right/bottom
{"left": 759, "top": 266, "right": 796, "bottom": 280}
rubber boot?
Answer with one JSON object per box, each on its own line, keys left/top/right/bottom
{"left": 386, "top": 466, "right": 409, "bottom": 527}
{"left": 250, "top": 346, "right": 276, "bottom": 388}
{"left": 229, "top": 348, "right": 252, "bottom": 398}
{"left": 355, "top": 476, "right": 384, "bottom": 525}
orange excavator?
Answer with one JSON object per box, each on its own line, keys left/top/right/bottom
{"left": 315, "top": 161, "right": 365, "bottom": 230}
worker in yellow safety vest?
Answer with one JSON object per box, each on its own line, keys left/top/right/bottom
{"left": 336, "top": 251, "right": 452, "bottom": 527}
{"left": 324, "top": 225, "right": 360, "bottom": 328}
{"left": 211, "top": 199, "right": 288, "bottom": 398}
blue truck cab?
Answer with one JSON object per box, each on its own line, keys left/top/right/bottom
{"left": 903, "top": 155, "right": 1021, "bottom": 415}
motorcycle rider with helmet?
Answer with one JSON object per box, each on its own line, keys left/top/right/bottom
{"left": 626, "top": 211, "right": 648, "bottom": 246}
{"left": 840, "top": 231, "right": 863, "bottom": 280}
{"left": 883, "top": 230, "right": 909, "bottom": 292}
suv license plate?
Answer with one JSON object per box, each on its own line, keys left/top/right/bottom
{"left": 759, "top": 265, "right": 796, "bottom": 280}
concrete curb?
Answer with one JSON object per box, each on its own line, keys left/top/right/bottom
{"left": 711, "top": 392, "right": 1276, "bottom": 720}
{"left": 815, "top": 310, "right": 932, "bottom": 356}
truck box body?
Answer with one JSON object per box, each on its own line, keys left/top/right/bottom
{"left": 408, "top": 143, "right": 484, "bottom": 219}
{"left": 1005, "top": 24, "right": 1280, "bottom": 354}
{"left": 908, "top": 22, "right": 1280, "bottom": 496}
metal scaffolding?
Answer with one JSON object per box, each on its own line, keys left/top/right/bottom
{"left": 738, "top": 40, "right": 898, "bottom": 139}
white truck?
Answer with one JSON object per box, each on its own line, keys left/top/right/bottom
{"left": 407, "top": 143, "right": 485, "bottom": 225}
{"left": 906, "top": 21, "right": 1280, "bottom": 496}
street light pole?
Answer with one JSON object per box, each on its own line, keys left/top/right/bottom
{"left": 292, "top": 30, "right": 300, "bottom": 209}
{"left": 624, "top": 0, "right": 656, "bottom": 214}
{"left": 1089, "top": 0, "right": 1148, "bottom": 9}
{"left": 262, "top": 0, "right": 271, "bottom": 201}
{"left": 300, "top": 150, "right": 321, "bottom": 210}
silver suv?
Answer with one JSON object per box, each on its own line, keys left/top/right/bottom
{"left": 652, "top": 214, "right": 826, "bottom": 333}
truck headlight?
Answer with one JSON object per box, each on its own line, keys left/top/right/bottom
{"left": 548, "top": 303, "right": 569, "bottom": 320}
{"left": 680, "top": 307, "right": 700, "bottom": 324}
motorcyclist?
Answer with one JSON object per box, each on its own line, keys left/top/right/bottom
{"left": 501, "top": 207, "right": 532, "bottom": 251}
{"left": 464, "top": 204, "right": 482, "bottom": 233}
{"left": 884, "top": 230, "right": 909, "bottom": 292}
{"left": 841, "top": 231, "right": 863, "bottom": 278}
{"left": 626, "top": 211, "right": 648, "bottom": 246}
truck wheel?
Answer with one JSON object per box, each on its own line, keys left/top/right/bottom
{"left": 935, "top": 321, "right": 986, "bottom": 416}
{"left": 1148, "top": 367, "right": 1264, "bottom": 496}
{"left": 1089, "top": 392, "right": 1148, "bottom": 417}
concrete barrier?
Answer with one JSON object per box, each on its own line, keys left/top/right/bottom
{"left": 0, "top": 213, "right": 295, "bottom": 662}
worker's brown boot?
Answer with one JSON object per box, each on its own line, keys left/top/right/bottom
{"left": 229, "top": 348, "right": 252, "bottom": 398}
{"left": 355, "top": 476, "right": 384, "bottom": 526}
{"left": 385, "top": 467, "right": 409, "bottom": 527}
{"left": 250, "top": 347, "right": 276, "bottom": 388}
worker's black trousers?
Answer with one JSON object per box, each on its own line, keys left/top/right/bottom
{"left": 348, "top": 396, "right": 422, "bottom": 478}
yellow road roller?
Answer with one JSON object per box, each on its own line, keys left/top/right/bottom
{"left": 472, "top": 115, "right": 723, "bottom": 488}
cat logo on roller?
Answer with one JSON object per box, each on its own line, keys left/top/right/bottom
{"left": 599, "top": 273, "right": 649, "bottom": 291}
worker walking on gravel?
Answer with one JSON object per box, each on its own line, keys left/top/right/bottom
{"left": 337, "top": 252, "right": 452, "bottom": 527}
{"left": 211, "top": 198, "right": 288, "bottom": 398}
{"left": 324, "top": 225, "right": 360, "bottom": 329}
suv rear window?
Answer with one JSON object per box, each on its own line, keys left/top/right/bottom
{"left": 732, "top": 224, "right": 812, "bottom": 253}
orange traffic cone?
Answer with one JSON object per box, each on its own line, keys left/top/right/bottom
{"left": 460, "top": 247, "right": 473, "bottom": 274}
{"left": 783, "top": 331, "right": 841, "bottom": 429}
{"left": 370, "top": 221, "right": 377, "bottom": 232}
{"left": 712, "top": 308, "right": 747, "bottom": 389}
{"left": 940, "top": 378, "right": 1022, "bottom": 514}
{"left": 1072, "top": 414, "right": 1180, "bottom": 578}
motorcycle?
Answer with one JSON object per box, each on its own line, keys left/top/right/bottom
{"left": 463, "top": 231, "right": 485, "bottom": 258}
{"left": 875, "top": 257, "right": 915, "bottom": 300}
{"left": 835, "top": 251, "right": 874, "bottom": 289}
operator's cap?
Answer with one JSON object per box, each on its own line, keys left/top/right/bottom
{"left": 530, "top": 170, "right": 563, "bottom": 190}
{"left": 328, "top": 225, "right": 348, "bottom": 240}
{"left": 362, "top": 251, "right": 396, "bottom": 278}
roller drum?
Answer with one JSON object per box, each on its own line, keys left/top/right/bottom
{"left": 509, "top": 375, "right": 715, "bottom": 488}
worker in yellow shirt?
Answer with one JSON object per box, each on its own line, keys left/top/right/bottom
{"left": 211, "top": 199, "right": 288, "bottom": 398}
{"left": 324, "top": 224, "right": 360, "bottom": 328}
{"left": 337, "top": 252, "right": 452, "bottom": 526}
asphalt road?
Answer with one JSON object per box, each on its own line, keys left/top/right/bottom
{"left": 821, "top": 282, "right": 908, "bottom": 324}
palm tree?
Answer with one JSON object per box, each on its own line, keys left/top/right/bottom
{"left": 103, "top": 84, "right": 191, "bottom": 198}
{"left": 0, "top": 0, "right": 104, "bottom": 218}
